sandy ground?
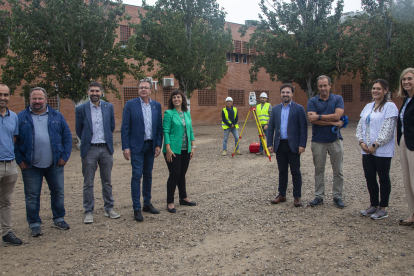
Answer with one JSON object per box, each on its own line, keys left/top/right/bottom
{"left": 1, "top": 121, "right": 414, "bottom": 275}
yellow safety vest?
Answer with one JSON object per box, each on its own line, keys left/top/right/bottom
{"left": 256, "top": 102, "right": 271, "bottom": 125}
{"left": 222, "top": 107, "right": 239, "bottom": 129}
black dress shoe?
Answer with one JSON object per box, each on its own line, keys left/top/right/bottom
{"left": 310, "top": 197, "right": 324, "bottom": 206}
{"left": 179, "top": 199, "right": 197, "bottom": 206}
{"left": 333, "top": 197, "right": 345, "bottom": 209}
{"left": 167, "top": 206, "right": 176, "bottom": 213}
{"left": 134, "top": 210, "right": 143, "bottom": 222}
{"left": 142, "top": 203, "right": 160, "bottom": 214}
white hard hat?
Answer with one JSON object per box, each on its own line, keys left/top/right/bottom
{"left": 225, "top": 97, "right": 233, "bottom": 102}
{"left": 260, "top": 92, "right": 268, "bottom": 98}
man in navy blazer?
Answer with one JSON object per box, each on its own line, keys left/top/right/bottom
{"left": 267, "top": 84, "right": 308, "bottom": 207}
{"left": 75, "top": 82, "right": 120, "bottom": 224}
{"left": 121, "top": 78, "right": 163, "bottom": 222}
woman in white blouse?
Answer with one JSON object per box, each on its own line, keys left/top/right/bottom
{"left": 356, "top": 79, "right": 398, "bottom": 220}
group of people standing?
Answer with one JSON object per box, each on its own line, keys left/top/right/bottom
{"left": 1, "top": 68, "right": 414, "bottom": 246}
{"left": 0, "top": 79, "right": 196, "bottom": 246}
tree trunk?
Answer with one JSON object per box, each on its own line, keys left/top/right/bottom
{"left": 305, "top": 74, "right": 314, "bottom": 99}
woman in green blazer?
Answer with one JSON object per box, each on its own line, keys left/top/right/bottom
{"left": 163, "top": 90, "right": 196, "bottom": 213}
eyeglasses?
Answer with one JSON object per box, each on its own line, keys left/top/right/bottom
{"left": 139, "top": 87, "right": 151, "bottom": 90}
{"left": 89, "top": 90, "right": 100, "bottom": 93}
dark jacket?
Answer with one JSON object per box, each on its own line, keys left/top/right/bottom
{"left": 267, "top": 101, "right": 308, "bottom": 153}
{"left": 397, "top": 97, "right": 414, "bottom": 151}
{"left": 75, "top": 100, "right": 115, "bottom": 158}
{"left": 121, "top": 98, "right": 163, "bottom": 154}
{"left": 15, "top": 105, "right": 72, "bottom": 167}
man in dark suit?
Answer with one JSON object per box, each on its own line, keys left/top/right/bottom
{"left": 267, "top": 84, "right": 308, "bottom": 207}
{"left": 121, "top": 78, "right": 163, "bottom": 222}
{"left": 76, "top": 82, "right": 119, "bottom": 224}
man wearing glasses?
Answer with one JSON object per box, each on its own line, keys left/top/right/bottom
{"left": 76, "top": 82, "right": 120, "bottom": 224}
{"left": 15, "top": 87, "right": 72, "bottom": 237}
{"left": 121, "top": 79, "right": 163, "bottom": 222}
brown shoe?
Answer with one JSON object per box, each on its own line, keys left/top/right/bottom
{"left": 271, "top": 195, "right": 286, "bottom": 204}
{"left": 294, "top": 197, "right": 302, "bottom": 207}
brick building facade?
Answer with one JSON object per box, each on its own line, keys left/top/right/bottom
{"left": 0, "top": 3, "right": 403, "bottom": 132}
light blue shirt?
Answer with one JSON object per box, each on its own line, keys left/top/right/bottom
{"left": 30, "top": 107, "right": 53, "bottom": 168}
{"left": 90, "top": 101, "right": 106, "bottom": 144}
{"left": 140, "top": 97, "right": 153, "bottom": 140}
{"left": 280, "top": 102, "right": 292, "bottom": 139}
{"left": 0, "top": 109, "right": 19, "bottom": 160}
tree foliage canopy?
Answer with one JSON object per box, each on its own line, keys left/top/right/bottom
{"left": 0, "top": 0, "right": 9, "bottom": 58}
{"left": 133, "top": 0, "right": 233, "bottom": 97}
{"left": 1, "top": 0, "right": 146, "bottom": 102}
{"left": 241, "top": 0, "right": 347, "bottom": 98}
{"left": 345, "top": 0, "right": 414, "bottom": 92}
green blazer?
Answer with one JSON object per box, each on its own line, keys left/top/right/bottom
{"left": 162, "top": 109, "right": 195, "bottom": 154}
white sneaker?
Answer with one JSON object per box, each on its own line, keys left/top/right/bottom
{"left": 84, "top": 213, "right": 93, "bottom": 224}
{"left": 105, "top": 209, "right": 120, "bottom": 219}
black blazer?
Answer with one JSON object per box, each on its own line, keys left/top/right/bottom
{"left": 397, "top": 97, "right": 414, "bottom": 151}
{"left": 267, "top": 101, "right": 308, "bottom": 153}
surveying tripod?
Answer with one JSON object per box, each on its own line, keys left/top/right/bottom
{"left": 232, "top": 93, "right": 271, "bottom": 161}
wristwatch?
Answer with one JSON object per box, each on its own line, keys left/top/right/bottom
{"left": 191, "top": 146, "right": 196, "bottom": 149}
{"left": 372, "top": 143, "right": 376, "bottom": 148}
{"left": 318, "top": 115, "right": 322, "bottom": 120}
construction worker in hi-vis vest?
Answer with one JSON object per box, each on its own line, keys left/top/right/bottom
{"left": 221, "top": 97, "right": 242, "bottom": 156}
{"left": 256, "top": 92, "right": 272, "bottom": 155}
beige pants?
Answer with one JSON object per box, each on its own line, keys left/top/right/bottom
{"left": 311, "top": 140, "right": 344, "bottom": 199}
{"left": 400, "top": 136, "right": 414, "bottom": 214}
{"left": 0, "top": 160, "right": 18, "bottom": 237}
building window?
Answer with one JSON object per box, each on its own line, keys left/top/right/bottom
{"left": 242, "top": 54, "right": 247, "bottom": 64}
{"left": 251, "top": 56, "right": 256, "bottom": 64}
{"left": 233, "top": 40, "right": 241, "bottom": 53}
{"left": 120, "top": 25, "right": 132, "bottom": 44}
{"left": 123, "top": 87, "right": 139, "bottom": 104}
{"left": 234, "top": 53, "right": 240, "bottom": 63}
{"left": 360, "top": 87, "right": 371, "bottom": 102}
{"left": 164, "top": 87, "right": 175, "bottom": 106}
{"left": 249, "top": 46, "right": 257, "bottom": 55}
{"left": 228, "top": 89, "right": 245, "bottom": 105}
{"left": 342, "top": 85, "right": 353, "bottom": 102}
{"left": 198, "top": 89, "right": 217, "bottom": 106}
{"left": 241, "top": 41, "right": 248, "bottom": 54}
{"left": 226, "top": 52, "right": 231, "bottom": 62}
{"left": 47, "top": 95, "right": 60, "bottom": 111}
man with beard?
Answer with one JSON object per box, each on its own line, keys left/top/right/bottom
{"left": 256, "top": 92, "right": 272, "bottom": 156}
{"left": 15, "top": 87, "right": 72, "bottom": 237}
{"left": 76, "top": 82, "right": 119, "bottom": 224}
{"left": 0, "top": 84, "right": 23, "bottom": 246}
{"left": 267, "top": 84, "right": 307, "bottom": 207}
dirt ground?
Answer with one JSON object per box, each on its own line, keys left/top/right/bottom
{"left": 1, "top": 121, "right": 414, "bottom": 275}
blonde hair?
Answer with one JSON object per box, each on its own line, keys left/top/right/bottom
{"left": 397, "top": 68, "right": 414, "bottom": 98}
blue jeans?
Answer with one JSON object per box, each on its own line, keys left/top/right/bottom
{"left": 259, "top": 127, "right": 268, "bottom": 152}
{"left": 21, "top": 165, "right": 65, "bottom": 228}
{"left": 131, "top": 140, "right": 154, "bottom": 210}
{"left": 223, "top": 128, "right": 239, "bottom": 150}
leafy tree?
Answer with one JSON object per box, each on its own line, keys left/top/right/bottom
{"left": 133, "top": 0, "right": 233, "bottom": 97}
{"left": 0, "top": 0, "right": 9, "bottom": 58}
{"left": 346, "top": 0, "right": 414, "bottom": 91}
{"left": 1, "top": 0, "right": 146, "bottom": 103}
{"left": 241, "top": 0, "right": 347, "bottom": 98}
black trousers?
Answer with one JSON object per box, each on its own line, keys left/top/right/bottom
{"left": 165, "top": 150, "right": 191, "bottom": 204}
{"left": 275, "top": 140, "right": 302, "bottom": 198}
{"left": 362, "top": 154, "right": 392, "bottom": 207}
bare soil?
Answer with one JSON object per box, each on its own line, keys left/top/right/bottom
{"left": 1, "top": 122, "right": 414, "bottom": 275}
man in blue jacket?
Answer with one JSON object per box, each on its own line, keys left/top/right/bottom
{"left": 76, "top": 82, "right": 119, "bottom": 224}
{"left": 121, "top": 79, "right": 163, "bottom": 222}
{"left": 15, "top": 87, "right": 72, "bottom": 237}
{"left": 267, "top": 84, "right": 307, "bottom": 207}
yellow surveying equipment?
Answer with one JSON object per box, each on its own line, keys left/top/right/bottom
{"left": 232, "top": 92, "right": 271, "bottom": 161}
